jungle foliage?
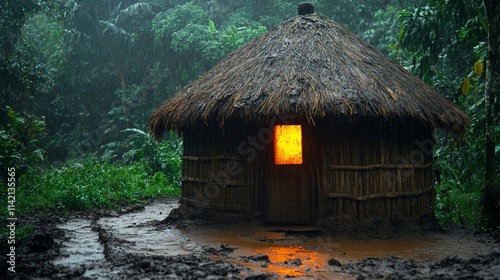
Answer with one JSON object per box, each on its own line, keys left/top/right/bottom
{"left": 0, "top": 0, "right": 498, "bottom": 228}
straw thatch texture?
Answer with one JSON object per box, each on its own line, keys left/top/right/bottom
{"left": 150, "top": 13, "right": 469, "bottom": 138}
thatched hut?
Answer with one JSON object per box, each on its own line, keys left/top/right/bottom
{"left": 150, "top": 3, "right": 469, "bottom": 224}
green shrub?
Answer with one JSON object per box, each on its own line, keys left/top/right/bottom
{"left": 1, "top": 161, "right": 180, "bottom": 215}
{"left": 434, "top": 124, "right": 499, "bottom": 230}
{"left": 435, "top": 182, "right": 482, "bottom": 229}
{"left": 0, "top": 106, "right": 46, "bottom": 181}
{"left": 100, "top": 128, "right": 182, "bottom": 187}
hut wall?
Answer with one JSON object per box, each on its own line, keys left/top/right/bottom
{"left": 319, "top": 117, "right": 435, "bottom": 220}
{"left": 180, "top": 121, "right": 255, "bottom": 211}
{"left": 179, "top": 119, "right": 319, "bottom": 222}
{"left": 180, "top": 120, "right": 272, "bottom": 215}
{"left": 179, "top": 117, "right": 435, "bottom": 222}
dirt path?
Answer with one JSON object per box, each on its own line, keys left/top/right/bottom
{"left": 2, "top": 198, "right": 499, "bottom": 279}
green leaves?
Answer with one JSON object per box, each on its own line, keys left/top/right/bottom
{"left": 152, "top": 2, "right": 267, "bottom": 63}
{"left": 396, "top": 0, "right": 486, "bottom": 86}
{"left": 209, "top": 19, "right": 217, "bottom": 36}
{"left": 434, "top": 131, "right": 485, "bottom": 229}
{"left": 118, "top": 2, "right": 152, "bottom": 18}
{"left": 397, "top": 5, "right": 446, "bottom": 83}
{"left": 171, "top": 23, "right": 213, "bottom": 53}
{"left": 5, "top": 161, "right": 180, "bottom": 214}
{"left": 99, "top": 128, "right": 182, "bottom": 188}
{"left": 217, "top": 25, "right": 267, "bottom": 56}
{"left": 0, "top": 106, "right": 46, "bottom": 182}
{"left": 397, "top": 0, "right": 498, "bottom": 230}
{"left": 152, "top": 2, "right": 209, "bottom": 46}
{"left": 435, "top": 182, "right": 482, "bottom": 228}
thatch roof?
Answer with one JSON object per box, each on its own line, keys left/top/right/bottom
{"left": 150, "top": 13, "right": 469, "bottom": 139}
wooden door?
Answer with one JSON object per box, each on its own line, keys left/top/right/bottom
{"left": 264, "top": 125, "right": 313, "bottom": 224}
{"left": 265, "top": 165, "right": 311, "bottom": 223}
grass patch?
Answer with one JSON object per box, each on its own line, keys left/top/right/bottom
{"left": 1, "top": 161, "right": 180, "bottom": 216}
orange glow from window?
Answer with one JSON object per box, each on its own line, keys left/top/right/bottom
{"left": 274, "top": 125, "right": 303, "bottom": 165}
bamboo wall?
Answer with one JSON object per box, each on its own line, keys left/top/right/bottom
{"left": 318, "top": 117, "right": 435, "bottom": 220}
{"left": 179, "top": 116, "right": 436, "bottom": 222}
{"left": 180, "top": 121, "right": 264, "bottom": 215}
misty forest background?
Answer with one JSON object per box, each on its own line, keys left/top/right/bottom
{"left": 1, "top": 0, "right": 498, "bottom": 230}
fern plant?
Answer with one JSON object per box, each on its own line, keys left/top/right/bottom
{"left": 100, "top": 128, "right": 182, "bottom": 187}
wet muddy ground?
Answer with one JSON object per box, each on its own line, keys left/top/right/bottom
{"left": 2, "top": 198, "right": 499, "bottom": 279}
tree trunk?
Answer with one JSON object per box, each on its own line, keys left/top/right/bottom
{"left": 483, "top": 0, "right": 499, "bottom": 228}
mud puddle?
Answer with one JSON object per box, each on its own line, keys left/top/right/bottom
{"left": 49, "top": 199, "right": 499, "bottom": 279}
{"left": 53, "top": 218, "right": 110, "bottom": 278}
{"left": 190, "top": 224, "right": 496, "bottom": 279}
{"left": 97, "top": 202, "right": 194, "bottom": 257}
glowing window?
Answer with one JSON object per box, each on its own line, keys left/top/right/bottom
{"left": 274, "top": 125, "right": 303, "bottom": 165}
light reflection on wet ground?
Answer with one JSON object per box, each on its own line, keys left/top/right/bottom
{"left": 53, "top": 200, "right": 496, "bottom": 279}
{"left": 191, "top": 224, "right": 493, "bottom": 279}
